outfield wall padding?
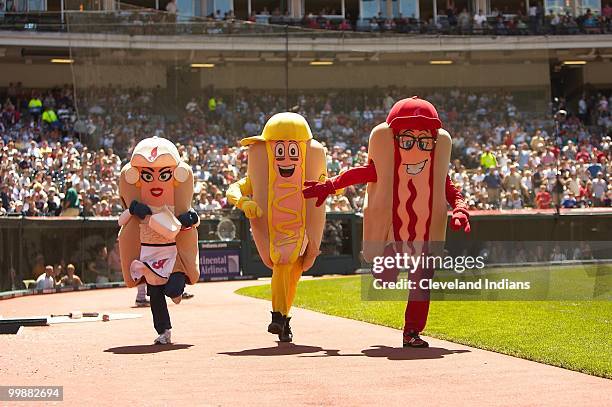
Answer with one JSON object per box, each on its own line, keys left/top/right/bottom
{"left": 1, "top": 210, "right": 611, "bottom": 291}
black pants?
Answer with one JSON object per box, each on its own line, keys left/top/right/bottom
{"left": 147, "top": 273, "right": 186, "bottom": 334}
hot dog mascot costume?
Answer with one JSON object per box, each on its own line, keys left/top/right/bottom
{"left": 303, "top": 97, "right": 471, "bottom": 347}
{"left": 227, "top": 112, "right": 327, "bottom": 342}
{"left": 118, "top": 136, "right": 200, "bottom": 344}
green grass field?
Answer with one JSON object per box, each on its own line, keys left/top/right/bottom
{"left": 236, "top": 272, "right": 612, "bottom": 378}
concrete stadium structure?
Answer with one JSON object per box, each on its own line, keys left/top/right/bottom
{"left": 0, "top": 18, "right": 610, "bottom": 108}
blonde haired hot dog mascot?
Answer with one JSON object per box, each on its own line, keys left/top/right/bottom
{"left": 227, "top": 112, "right": 327, "bottom": 342}
{"left": 118, "top": 136, "right": 200, "bottom": 345}
{"left": 303, "top": 97, "right": 470, "bottom": 348}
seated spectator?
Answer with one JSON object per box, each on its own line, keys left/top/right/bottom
{"left": 54, "top": 264, "right": 63, "bottom": 281}
{"left": 60, "top": 181, "right": 80, "bottom": 217}
{"left": 582, "top": 9, "right": 599, "bottom": 29}
{"left": 88, "top": 246, "right": 110, "bottom": 283}
{"left": 592, "top": 172, "right": 608, "bottom": 206}
{"left": 42, "top": 106, "right": 60, "bottom": 129}
{"left": 36, "top": 265, "right": 56, "bottom": 289}
{"left": 28, "top": 95, "right": 43, "bottom": 122}
{"left": 60, "top": 264, "right": 84, "bottom": 288}
{"left": 502, "top": 189, "right": 524, "bottom": 209}
{"left": 458, "top": 8, "right": 471, "bottom": 31}
{"left": 535, "top": 184, "right": 552, "bottom": 209}
{"left": 338, "top": 19, "right": 352, "bottom": 30}
{"left": 561, "top": 192, "right": 578, "bottom": 208}
{"left": 550, "top": 245, "right": 567, "bottom": 261}
{"left": 603, "top": 3, "right": 612, "bottom": 20}
{"left": 473, "top": 9, "right": 487, "bottom": 28}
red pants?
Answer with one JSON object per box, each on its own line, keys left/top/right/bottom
{"left": 377, "top": 244, "right": 433, "bottom": 334}
{"left": 404, "top": 264, "right": 433, "bottom": 333}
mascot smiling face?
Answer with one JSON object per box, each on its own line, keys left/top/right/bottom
{"left": 396, "top": 129, "right": 437, "bottom": 176}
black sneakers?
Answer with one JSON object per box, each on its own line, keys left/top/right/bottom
{"left": 268, "top": 312, "right": 293, "bottom": 342}
{"left": 403, "top": 330, "right": 429, "bottom": 348}
{"left": 267, "top": 311, "right": 284, "bottom": 335}
{"left": 279, "top": 316, "right": 293, "bottom": 343}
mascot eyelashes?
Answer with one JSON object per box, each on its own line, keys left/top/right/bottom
{"left": 303, "top": 97, "right": 471, "bottom": 348}
{"left": 118, "top": 137, "right": 200, "bottom": 345}
{"left": 227, "top": 112, "right": 327, "bottom": 342}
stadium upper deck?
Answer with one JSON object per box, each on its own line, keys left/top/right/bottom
{"left": 0, "top": 10, "right": 610, "bottom": 51}
{"left": 0, "top": 10, "right": 610, "bottom": 92}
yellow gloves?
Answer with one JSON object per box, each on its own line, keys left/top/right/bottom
{"left": 238, "top": 197, "right": 262, "bottom": 219}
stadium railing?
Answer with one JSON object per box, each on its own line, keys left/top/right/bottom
{"left": 0, "top": 11, "right": 609, "bottom": 36}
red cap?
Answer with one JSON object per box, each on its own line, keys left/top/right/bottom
{"left": 386, "top": 96, "right": 442, "bottom": 132}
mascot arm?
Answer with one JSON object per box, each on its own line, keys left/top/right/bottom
{"left": 118, "top": 209, "right": 132, "bottom": 226}
{"left": 446, "top": 175, "right": 471, "bottom": 233}
{"left": 177, "top": 209, "right": 200, "bottom": 228}
{"left": 226, "top": 177, "right": 262, "bottom": 219}
{"left": 227, "top": 177, "right": 252, "bottom": 206}
{"left": 303, "top": 163, "right": 378, "bottom": 207}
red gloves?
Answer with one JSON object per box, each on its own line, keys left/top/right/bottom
{"left": 450, "top": 208, "right": 471, "bottom": 233}
{"left": 303, "top": 163, "right": 378, "bottom": 207}
{"left": 445, "top": 176, "right": 470, "bottom": 234}
{"left": 304, "top": 165, "right": 471, "bottom": 234}
{"left": 303, "top": 179, "right": 335, "bottom": 207}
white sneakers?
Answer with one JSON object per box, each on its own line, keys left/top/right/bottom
{"left": 154, "top": 329, "right": 172, "bottom": 345}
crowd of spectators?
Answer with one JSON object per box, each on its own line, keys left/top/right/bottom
{"left": 247, "top": 4, "right": 612, "bottom": 35}
{"left": 1, "top": 82, "right": 610, "bottom": 219}
{"left": 2, "top": 3, "right": 611, "bottom": 36}
{"left": 33, "top": 263, "right": 83, "bottom": 289}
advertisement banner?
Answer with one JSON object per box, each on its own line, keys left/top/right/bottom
{"left": 199, "top": 241, "right": 241, "bottom": 281}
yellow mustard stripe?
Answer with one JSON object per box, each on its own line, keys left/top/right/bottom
{"left": 272, "top": 182, "right": 301, "bottom": 246}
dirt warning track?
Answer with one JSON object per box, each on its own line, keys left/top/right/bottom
{"left": 1, "top": 280, "right": 610, "bottom": 406}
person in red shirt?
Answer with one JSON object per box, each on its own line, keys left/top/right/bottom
{"left": 503, "top": 131, "right": 514, "bottom": 147}
{"left": 535, "top": 184, "right": 552, "bottom": 209}
{"left": 575, "top": 145, "right": 591, "bottom": 162}
{"left": 579, "top": 180, "right": 594, "bottom": 206}
{"left": 603, "top": 3, "right": 612, "bottom": 19}
{"left": 592, "top": 147, "right": 606, "bottom": 163}
{"left": 338, "top": 19, "right": 352, "bottom": 30}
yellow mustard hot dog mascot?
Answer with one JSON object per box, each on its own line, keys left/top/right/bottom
{"left": 118, "top": 136, "right": 200, "bottom": 345}
{"left": 227, "top": 112, "right": 327, "bottom": 342}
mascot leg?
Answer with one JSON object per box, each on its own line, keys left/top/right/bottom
{"left": 270, "top": 261, "right": 302, "bottom": 343}
{"left": 147, "top": 283, "right": 171, "bottom": 336}
{"left": 165, "top": 272, "right": 186, "bottom": 303}
{"left": 285, "top": 259, "right": 304, "bottom": 313}
{"left": 147, "top": 273, "right": 186, "bottom": 345}
{"left": 271, "top": 263, "right": 291, "bottom": 316}
{"left": 403, "top": 263, "right": 434, "bottom": 348}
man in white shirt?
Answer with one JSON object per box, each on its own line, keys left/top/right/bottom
{"left": 36, "top": 265, "right": 56, "bottom": 289}
{"left": 474, "top": 10, "right": 487, "bottom": 28}
{"left": 471, "top": 167, "right": 485, "bottom": 186}
{"left": 592, "top": 172, "right": 607, "bottom": 205}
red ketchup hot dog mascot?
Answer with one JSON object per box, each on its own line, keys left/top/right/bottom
{"left": 303, "top": 97, "right": 470, "bottom": 347}
{"left": 118, "top": 136, "right": 200, "bottom": 345}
